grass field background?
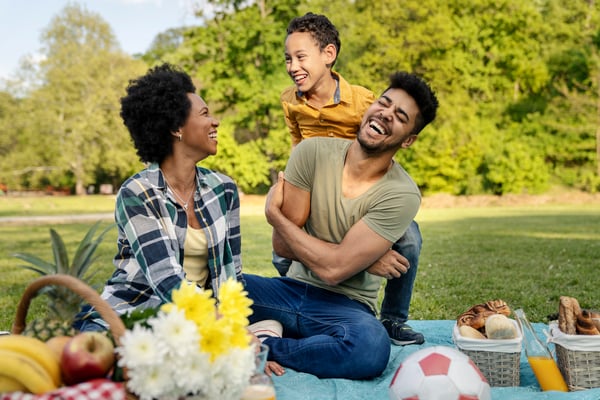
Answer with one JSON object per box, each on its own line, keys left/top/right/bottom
{"left": 1, "top": 193, "right": 599, "bottom": 330}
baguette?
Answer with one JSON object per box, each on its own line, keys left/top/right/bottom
{"left": 558, "top": 296, "right": 580, "bottom": 335}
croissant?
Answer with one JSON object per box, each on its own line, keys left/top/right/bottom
{"left": 576, "top": 309, "right": 600, "bottom": 335}
{"left": 485, "top": 299, "right": 511, "bottom": 317}
{"left": 590, "top": 310, "right": 600, "bottom": 332}
{"left": 457, "top": 299, "right": 512, "bottom": 331}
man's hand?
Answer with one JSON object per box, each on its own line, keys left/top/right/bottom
{"left": 366, "top": 248, "right": 410, "bottom": 280}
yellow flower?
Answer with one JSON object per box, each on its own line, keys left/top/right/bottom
{"left": 198, "top": 317, "right": 232, "bottom": 361}
{"left": 228, "top": 323, "right": 252, "bottom": 348}
{"left": 217, "top": 279, "right": 253, "bottom": 326}
{"left": 162, "top": 281, "right": 216, "bottom": 325}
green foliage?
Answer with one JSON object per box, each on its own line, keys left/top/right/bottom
{"left": 0, "top": 0, "right": 598, "bottom": 195}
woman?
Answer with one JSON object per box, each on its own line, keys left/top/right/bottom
{"left": 76, "top": 63, "right": 242, "bottom": 330}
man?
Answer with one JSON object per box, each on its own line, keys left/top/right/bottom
{"left": 245, "top": 71, "right": 438, "bottom": 379}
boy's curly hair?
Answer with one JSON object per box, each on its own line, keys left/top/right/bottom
{"left": 286, "top": 12, "right": 341, "bottom": 67}
{"left": 120, "top": 63, "right": 196, "bottom": 164}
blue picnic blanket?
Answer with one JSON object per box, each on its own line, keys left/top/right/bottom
{"left": 272, "top": 320, "right": 600, "bottom": 400}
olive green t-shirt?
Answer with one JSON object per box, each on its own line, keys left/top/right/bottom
{"left": 284, "top": 137, "right": 421, "bottom": 312}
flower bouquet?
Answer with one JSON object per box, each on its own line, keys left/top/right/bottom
{"left": 117, "top": 279, "right": 256, "bottom": 400}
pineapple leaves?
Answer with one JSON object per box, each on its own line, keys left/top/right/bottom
{"left": 13, "top": 221, "right": 114, "bottom": 283}
{"left": 50, "top": 228, "right": 69, "bottom": 274}
{"left": 70, "top": 221, "right": 115, "bottom": 281}
{"left": 12, "top": 253, "right": 58, "bottom": 275}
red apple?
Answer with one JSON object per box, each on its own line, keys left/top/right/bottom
{"left": 61, "top": 332, "right": 115, "bottom": 385}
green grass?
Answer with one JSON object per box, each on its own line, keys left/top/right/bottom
{"left": 1, "top": 196, "right": 599, "bottom": 331}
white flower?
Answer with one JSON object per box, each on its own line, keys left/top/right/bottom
{"left": 126, "top": 363, "right": 174, "bottom": 400}
{"left": 220, "top": 347, "right": 256, "bottom": 388}
{"left": 173, "top": 349, "right": 211, "bottom": 395}
{"left": 149, "top": 308, "right": 200, "bottom": 356}
{"left": 116, "top": 324, "right": 167, "bottom": 368}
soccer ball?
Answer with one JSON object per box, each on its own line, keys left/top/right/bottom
{"left": 389, "top": 346, "right": 491, "bottom": 400}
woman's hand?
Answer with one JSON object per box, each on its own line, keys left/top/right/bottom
{"left": 265, "top": 360, "right": 285, "bottom": 376}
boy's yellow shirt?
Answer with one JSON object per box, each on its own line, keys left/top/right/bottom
{"left": 280, "top": 71, "right": 376, "bottom": 146}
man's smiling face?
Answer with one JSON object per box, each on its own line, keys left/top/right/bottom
{"left": 358, "top": 88, "right": 420, "bottom": 153}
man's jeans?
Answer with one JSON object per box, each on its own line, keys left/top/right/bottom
{"left": 272, "top": 221, "right": 422, "bottom": 323}
{"left": 244, "top": 274, "right": 390, "bottom": 379}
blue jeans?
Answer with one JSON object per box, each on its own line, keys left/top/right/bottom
{"left": 380, "top": 220, "right": 422, "bottom": 323}
{"left": 272, "top": 221, "right": 422, "bottom": 324}
{"left": 243, "top": 274, "right": 390, "bottom": 379}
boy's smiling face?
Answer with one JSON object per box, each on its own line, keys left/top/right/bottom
{"left": 284, "top": 31, "right": 336, "bottom": 95}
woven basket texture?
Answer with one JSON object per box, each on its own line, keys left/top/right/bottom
{"left": 460, "top": 349, "right": 521, "bottom": 387}
{"left": 556, "top": 344, "right": 600, "bottom": 391}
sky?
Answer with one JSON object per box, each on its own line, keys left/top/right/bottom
{"left": 0, "top": 0, "right": 205, "bottom": 80}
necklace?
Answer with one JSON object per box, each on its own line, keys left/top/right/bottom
{"left": 162, "top": 172, "right": 195, "bottom": 211}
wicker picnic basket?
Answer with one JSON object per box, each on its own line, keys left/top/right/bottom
{"left": 549, "top": 321, "right": 600, "bottom": 391}
{"left": 11, "top": 274, "right": 135, "bottom": 399}
{"left": 452, "top": 321, "right": 522, "bottom": 387}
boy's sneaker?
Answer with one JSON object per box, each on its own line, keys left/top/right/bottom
{"left": 381, "top": 319, "right": 425, "bottom": 346}
{"left": 248, "top": 320, "right": 283, "bottom": 343}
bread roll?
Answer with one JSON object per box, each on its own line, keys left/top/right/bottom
{"left": 558, "top": 296, "right": 580, "bottom": 335}
{"left": 485, "top": 314, "right": 518, "bottom": 339}
{"left": 459, "top": 325, "right": 487, "bottom": 339}
{"left": 576, "top": 309, "right": 600, "bottom": 335}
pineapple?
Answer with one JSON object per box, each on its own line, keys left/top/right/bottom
{"left": 13, "top": 221, "right": 114, "bottom": 340}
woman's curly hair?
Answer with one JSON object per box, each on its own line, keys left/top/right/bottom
{"left": 120, "top": 63, "right": 196, "bottom": 164}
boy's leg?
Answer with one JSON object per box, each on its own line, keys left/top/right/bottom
{"left": 380, "top": 220, "right": 424, "bottom": 345}
{"left": 272, "top": 250, "right": 292, "bottom": 276}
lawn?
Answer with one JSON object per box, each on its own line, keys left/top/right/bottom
{"left": 1, "top": 194, "right": 599, "bottom": 331}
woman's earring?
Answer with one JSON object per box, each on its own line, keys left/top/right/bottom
{"left": 178, "top": 134, "right": 183, "bottom": 141}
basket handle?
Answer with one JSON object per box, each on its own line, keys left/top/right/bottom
{"left": 11, "top": 274, "right": 126, "bottom": 345}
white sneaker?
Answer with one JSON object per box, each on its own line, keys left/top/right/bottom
{"left": 248, "top": 320, "right": 283, "bottom": 343}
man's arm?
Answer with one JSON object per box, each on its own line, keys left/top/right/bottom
{"left": 267, "top": 172, "right": 404, "bottom": 285}
{"left": 270, "top": 177, "right": 309, "bottom": 259}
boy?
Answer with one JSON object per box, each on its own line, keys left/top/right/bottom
{"left": 276, "top": 12, "right": 425, "bottom": 346}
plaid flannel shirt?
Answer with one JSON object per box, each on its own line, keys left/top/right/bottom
{"left": 87, "top": 163, "right": 242, "bottom": 322}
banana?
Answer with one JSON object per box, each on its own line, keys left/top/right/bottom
{"left": 0, "top": 335, "right": 61, "bottom": 386}
{"left": 0, "top": 349, "right": 58, "bottom": 394}
{"left": 0, "top": 374, "right": 28, "bottom": 393}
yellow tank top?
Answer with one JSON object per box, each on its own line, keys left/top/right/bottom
{"left": 183, "top": 225, "right": 209, "bottom": 287}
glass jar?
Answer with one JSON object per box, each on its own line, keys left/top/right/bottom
{"left": 241, "top": 343, "right": 277, "bottom": 400}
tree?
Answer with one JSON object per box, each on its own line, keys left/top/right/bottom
{"left": 28, "top": 4, "right": 146, "bottom": 194}
{"left": 171, "top": 0, "right": 299, "bottom": 190}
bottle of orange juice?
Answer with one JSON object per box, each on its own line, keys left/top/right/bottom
{"left": 515, "top": 308, "right": 568, "bottom": 392}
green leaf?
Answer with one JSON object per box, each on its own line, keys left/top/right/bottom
{"left": 12, "top": 253, "right": 57, "bottom": 275}
{"left": 71, "top": 222, "right": 114, "bottom": 278}
{"left": 49, "top": 229, "right": 69, "bottom": 274}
